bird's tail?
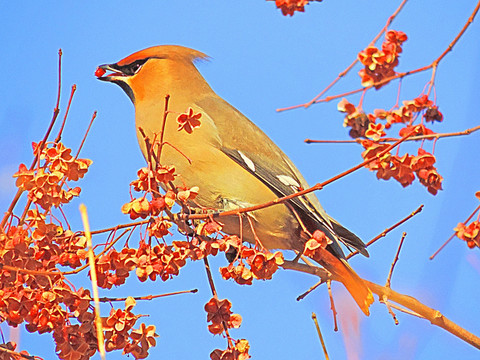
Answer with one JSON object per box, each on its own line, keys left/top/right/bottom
{"left": 310, "top": 247, "right": 374, "bottom": 316}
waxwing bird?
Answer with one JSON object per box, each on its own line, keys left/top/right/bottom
{"left": 97, "top": 45, "right": 373, "bottom": 315}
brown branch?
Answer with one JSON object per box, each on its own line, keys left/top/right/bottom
{"left": 385, "top": 232, "right": 407, "bottom": 288}
{"left": 0, "top": 345, "right": 39, "bottom": 360}
{"left": 89, "top": 220, "right": 149, "bottom": 236}
{"left": 305, "top": 124, "right": 480, "bottom": 144}
{"left": 433, "top": 0, "right": 480, "bottom": 66}
{"left": 297, "top": 279, "right": 323, "bottom": 301}
{"left": 75, "top": 111, "right": 97, "bottom": 158}
{"left": 327, "top": 280, "right": 338, "bottom": 332}
{"left": 98, "top": 289, "right": 198, "bottom": 302}
{"left": 63, "top": 228, "right": 131, "bottom": 275}
{"left": 278, "top": 0, "right": 409, "bottom": 112}
{"left": 184, "top": 130, "right": 416, "bottom": 222}
{"left": 282, "top": 260, "right": 480, "bottom": 350}
{"left": 80, "top": 204, "right": 106, "bottom": 360}
{"left": 55, "top": 49, "right": 63, "bottom": 111}
{"left": 366, "top": 280, "right": 480, "bottom": 349}
{"left": 55, "top": 84, "right": 77, "bottom": 143}
{"left": 347, "top": 204, "right": 423, "bottom": 260}
{"left": 312, "top": 312, "right": 330, "bottom": 360}
{"left": 158, "top": 94, "right": 171, "bottom": 158}
{"left": 383, "top": 301, "right": 422, "bottom": 319}
{"left": 204, "top": 256, "right": 218, "bottom": 298}
{"left": 203, "top": 256, "right": 234, "bottom": 348}
{"left": 430, "top": 204, "right": 480, "bottom": 260}
{"left": 0, "top": 264, "right": 62, "bottom": 278}
{"left": 313, "top": 65, "right": 431, "bottom": 105}
{"left": 382, "top": 298, "right": 399, "bottom": 325}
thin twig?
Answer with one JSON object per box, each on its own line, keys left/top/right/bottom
{"left": 0, "top": 265, "right": 62, "bottom": 277}
{"left": 63, "top": 228, "right": 131, "bottom": 275}
{"left": 81, "top": 220, "right": 150, "bottom": 236}
{"left": 430, "top": 233, "right": 456, "bottom": 261}
{"left": 246, "top": 215, "right": 266, "bottom": 250}
{"left": 312, "top": 312, "right": 330, "bottom": 360}
{"left": 55, "top": 84, "right": 77, "bottom": 143}
{"left": 386, "top": 232, "right": 407, "bottom": 288}
{"left": 75, "top": 111, "right": 97, "bottom": 158}
{"left": 347, "top": 204, "right": 423, "bottom": 260}
{"left": 0, "top": 346, "right": 39, "bottom": 360}
{"left": 80, "top": 204, "right": 106, "bottom": 360}
{"left": 281, "top": 260, "right": 480, "bottom": 350}
{"left": 158, "top": 94, "right": 171, "bottom": 158}
{"left": 98, "top": 289, "right": 198, "bottom": 302}
{"left": 382, "top": 297, "right": 399, "bottom": 325}
{"left": 305, "top": 124, "right": 480, "bottom": 144}
{"left": 430, "top": 204, "right": 480, "bottom": 260}
{"left": 279, "top": 0, "right": 409, "bottom": 111}
{"left": 384, "top": 301, "right": 423, "bottom": 319}
{"left": 278, "top": 0, "right": 480, "bottom": 111}
{"left": 297, "top": 279, "right": 323, "bottom": 301}
{"left": 204, "top": 257, "right": 218, "bottom": 298}
{"left": 185, "top": 130, "right": 417, "bottom": 222}
{"left": 327, "top": 280, "right": 338, "bottom": 332}
{"left": 203, "top": 256, "right": 234, "bottom": 348}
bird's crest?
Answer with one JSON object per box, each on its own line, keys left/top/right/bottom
{"left": 116, "top": 45, "right": 209, "bottom": 66}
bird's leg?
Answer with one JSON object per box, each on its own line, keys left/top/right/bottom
{"left": 176, "top": 202, "right": 220, "bottom": 237}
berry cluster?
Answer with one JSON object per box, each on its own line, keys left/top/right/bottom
{"left": 338, "top": 93, "right": 444, "bottom": 195}
{"left": 205, "top": 298, "right": 250, "bottom": 360}
{"left": 362, "top": 144, "right": 443, "bottom": 195}
{"left": 210, "top": 339, "right": 251, "bottom": 360}
{"left": 454, "top": 194, "right": 480, "bottom": 249}
{"left": 13, "top": 143, "right": 91, "bottom": 210}
{"left": 0, "top": 341, "right": 33, "bottom": 360}
{"left": 455, "top": 221, "right": 480, "bottom": 249}
{"left": 358, "top": 30, "right": 407, "bottom": 88}
{"left": 339, "top": 94, "right": 442, "bottom": 140}
{"left": 1, "top": 142, "right": 157, "bottom": 360}
{"left": 274, "top": 0, "right": 310, "bottom": 16}
{"left": 220, "top": 245, "right": 284, "bottom": 285}
{"left": 205, "top": 297, "right": 242, "bottom": 335}
{"left": 94, "top": 240, "right": 190, "bottom": 287}
{"left": 103, "top": 297, "right": 158, "bottom": 359}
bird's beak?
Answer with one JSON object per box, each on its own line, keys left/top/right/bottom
{"left": 95, "top": 64, "right": 125, "bottom": 82}
{"left": 96, "top": 63, "right": 136, "bottom": 103}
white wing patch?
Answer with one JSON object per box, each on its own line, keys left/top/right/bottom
{"left": 238, "top": 151, "right": 256, "bottom": 172}
{"left": 276, "top": 174, "right": 301, "bottom": 190}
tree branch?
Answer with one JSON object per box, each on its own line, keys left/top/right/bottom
{"left": 281, "top": 260, "right": 480, "bottom": 350}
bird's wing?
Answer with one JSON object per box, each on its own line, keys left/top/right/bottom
{"left": 220, "top": 147, "right": 331, "bottom": 229}
{"left": 195, "top": 95, "right": 368, "bottom": 257}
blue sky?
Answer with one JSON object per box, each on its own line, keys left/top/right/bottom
{"left": 1, "top": 1, "right": 480, "bottom": 359}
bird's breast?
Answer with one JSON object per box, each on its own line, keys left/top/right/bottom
{"left": 134, "top": 102, "right": 300, "bottom": 250}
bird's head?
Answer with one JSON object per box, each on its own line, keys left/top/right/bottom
{"left": 96, "top": 45, "right": 209, "bottom": 104}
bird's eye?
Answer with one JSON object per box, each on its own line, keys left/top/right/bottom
{"left": 121, "top": 59, "right": 147, "bottom": 76}
{"left": 132, "top": 63, "right": 141, "bottom": 73}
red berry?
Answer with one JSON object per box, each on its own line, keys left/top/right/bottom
{"left": 95, "top": 67, "right": 106, "bottom": 77}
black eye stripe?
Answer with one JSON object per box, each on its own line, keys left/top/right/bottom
{"left": 117, "top": 59, "right": 148, "bottom": 76}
